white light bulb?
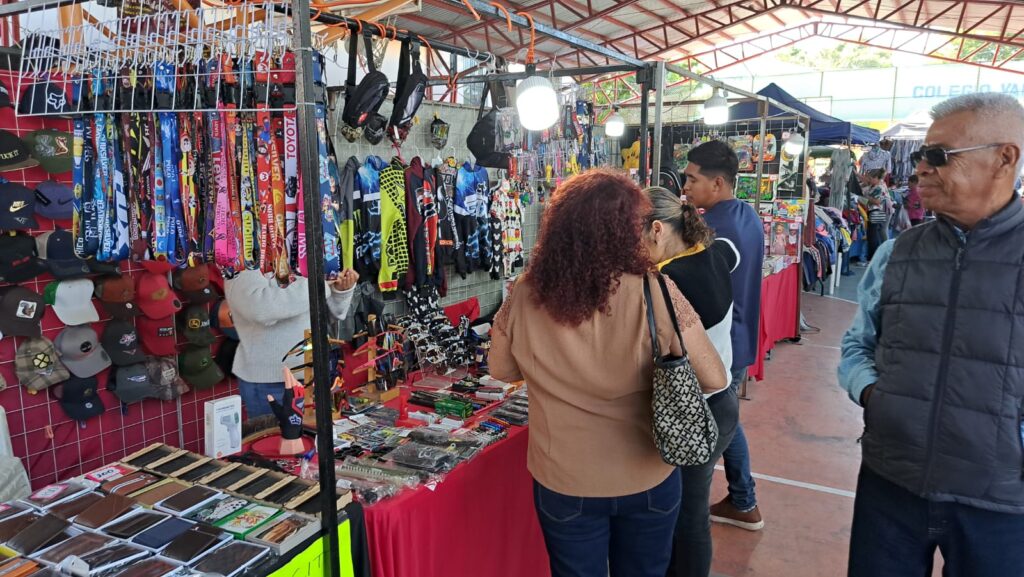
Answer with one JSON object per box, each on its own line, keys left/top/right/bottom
{"left": 703, "top": 89, "right": 729, "bottom": 125}
{"left": 516, "top": 75, "right": 559, "bottom": 131}
{"left": 784, "top": 133, "right": 805, "bottom": 156}
{"left": 605, "top": 111, "right": 624, "bottom": 138}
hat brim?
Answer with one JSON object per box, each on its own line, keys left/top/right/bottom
{"left": 87, "top": 260, "right": 121, "bottom": 275}
{"left": 0, "top": 158, "right": 39, "bottom": 172}
{"left": 0, "top": 318, "right": 42, "bottom": 338}
{"left": 182, "top": 364, "right": 225, "bottom": 390}
{"left": 46, "top": 258, "right": 92, "bottom": 279}
{"left": 58, "top": 395, "right": 105, "bottom": 421}
{"left": 34, "top": 158, "right": 72, "bottom": 175}
{"left": 108, "top": 347, "right": 146, "bottom": 367}
{"left": 0, "top": 214, "right": 38, "bottom": 230}
{"left": 0, "top": 258, "right": 47, "bottom": 284}
{"left": 52, "top": 303, "right": 100, "bottom": 327}
{"left": 184, "top": 331, "right": 217, "bottom": 346}
{"left": 35, "top": 206, "right": 74, "bottom": 221}
{"left": 100, "top": 300, "right": 141, "bottom": 319}
{"left": 139, "top": 298, "right": 182, "bottom": 320}
{"left": 62, "top": 350, "right": 111, "bottom": 378}
{"left": 18, "top": 366, "right": 70, "bottom": 393}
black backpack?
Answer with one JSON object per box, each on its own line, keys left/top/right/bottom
{"left": 466, "top": 82, "right": 511, "bottom": 170}
{"left": 342, "top": 32, "right": 390, "bottom": 129}
{"left": 389, "top": 39, "right": 428, "bottom": 134}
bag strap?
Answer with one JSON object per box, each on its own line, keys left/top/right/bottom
{"left": 477, "top": 82, "right": 491, "bottom": 120}
{"left": 656, "top": 273, "right": 687, "bottom": 356}
{"left": 346, "top": 33, "right": 358, "bottom": 90}
{"left": 643, "top": 274, "right": 688, "bottom": 360}
{"left": 394, "top": 39, "right": 410, "bottom": 101}
{"left": 410, "top": 39, "right": 422, "bottom": 75}
{"left": 363, "top": 33, "right": 377, "bottom": 73}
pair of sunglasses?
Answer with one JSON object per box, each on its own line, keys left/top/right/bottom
{"left": 911, "top": 143, "right": 1005, "bottom": 167}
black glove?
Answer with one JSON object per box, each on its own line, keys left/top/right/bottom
{"left": 269, "top": 385, "right": 305, "bottom": 440}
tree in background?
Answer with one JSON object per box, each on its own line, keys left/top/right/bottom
{"left": 777, "top": 43, "right": 892, "bottom": 70}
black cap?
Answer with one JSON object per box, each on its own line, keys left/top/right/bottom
{"left": 0, "top": 233, "right": 46, "bottom": 284}
{"left": 18, "top": 82, "right": 72, "bottom": 117}
{"left": 36, "top": 229, "right": 90, "bottom": 279}
{"left": 53, "top": 375, "right": 105, "bottom": 422}
{"left": 110, "top": 363, "right": 156, "bottom": 404}
{"left": 0, "top": 79, "right": 13, "bottom": 109}
{"left": 0, "top": 182, "right": 38, "bottom": 230}
{"left": 0, "top": 131, "right": 38, "bottom": 171}
{"left": 102, "top": 319, "right": 147, "bottom": 366}
{"left": 0, "top": 286, "right": 44, "bottom": 338}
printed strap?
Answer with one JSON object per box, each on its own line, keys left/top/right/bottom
{"left": 269, "top": 116, "right": 289, "bottom": 283}
{"left": 254, "top": 106, "right": 273, "bottom": 273}
{"left": 238, "top": 115, "right": 259, "bottom": 270}
{"left": 93, "top": 110, "right": 111, "bottom": 261}
{"left": 109, "top": 114, "right": 130, "bottom": 262}
{"left": 72, "top": 118, "right": 86, "bottom": 257}
{"left": 151, "top": 114, "right": 168, "bottom": 261}
{"left": 222, "top": 106, "right": 244, "bottom": 271}
{"left": 315, "top": 103, "right": 340, "bottom": 279}
{"left": 283, "top": 107, "right": 300, "bottom": 272}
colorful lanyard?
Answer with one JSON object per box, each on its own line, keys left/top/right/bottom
{"left": 269, "top": 117, "right": 289, "bottom": 283}
{"left": 72, "top": 118, "right": 86, "bottom": 257}
{"left": 109, "top": 115, "right": 129, "bottom": 262}
{"left": 159, "top": 111, "right": 185, "bottom": 267}
{"left": 93, "top": 110, "right": 111, "bottom": 262}
{"left": 224, "top": 108, "right": 245, "bottom": 271}
{"left": 238, "top": 116, "right": 258, "bottom": 270}
{"left": 151, "top": 114, "right": 168, "bottom": 262}
{"left": 314, "top": 103, "right": 340, "bottom": 279}
{"left": 255, "top": 106, "right": 273, "bottom": 274}
{"left": 180, "top": 114, "right": 201, "bottom": 264}
{"left": 209, "top": 111, "right": 232, "bottom": 272}
{"left": 283, "top": 107, "right": 300, "bottom": 272}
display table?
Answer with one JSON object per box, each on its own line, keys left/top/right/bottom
{"left": 363, "top": 425, "right": 550, "bottom": 577}
{"left": 752, "top": 263, "right": 801, "bottom": 381}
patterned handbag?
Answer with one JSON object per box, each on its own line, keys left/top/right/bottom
{"left": 643, "top": 274, "right": 719, "bottom": 466}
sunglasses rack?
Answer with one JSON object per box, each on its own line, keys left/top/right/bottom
{"left": 15, "top": 1, "right": 303, "bottom": 116}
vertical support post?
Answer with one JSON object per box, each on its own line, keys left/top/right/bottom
{"left": 651, "top": 61, "right": 665, "bottom": 184}
{"left": 754, "top": 100, "right": 768, "bottom": 218}
{"left": 638, "top": 65, "right": 651, "bottom": 186}
{"left": 292, "top": 1, "right": 341, "bottom": 576}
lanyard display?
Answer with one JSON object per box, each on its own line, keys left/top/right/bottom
{"left": 223, "top": 107, "right": 245, "bottom": 271}
{"left": 180, "top": 113, "right": 202, "bottom": 264}
{"left": 255, "top": 106, "right": 273, "bottom": 274}
{"left": 109, "top": 115, "right": 130, "bottom": 262}
{"left": 269, "top": 117, "right": 289, "bottom": 283}
{"left": 239, "top": 116, "right": 259, "bottom": 270}
{"left": 93, "top": 110, "right": 111, "bottom": 262}
{"left": 283, "top": 107, "right": 300, "bottom": 272}
{"left": 151, "top": 114, "right": 168, "bottom": 261}
{"left": 72, "top": 118, "right": 86, "bottom": 257}
{"left": 159, "top": 111, "right": 184, "bottom": 267}
{"left": 314, "top": 103, "right": 339, "bottom": 279}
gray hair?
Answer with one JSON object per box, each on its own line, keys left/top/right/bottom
{"left": 931, "top": 93, "right": 1024, "bottom": 172}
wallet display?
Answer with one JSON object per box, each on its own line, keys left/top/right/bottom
{"left": 47, "top": 492, "right": 103, "bottom": 520}
{"left": 36, "top": 531, "right": 115, "bottom": 564}
{"left": 191, "top": 541, "right": 268, "bottom": 576}
{"left": 132, "top": 517, "right": 193, "bottom": 550}
{"left": 5, "top": 513, "right": 69, "bottom": 555}
{"left": 235, "top": 473, "right": 284, "bottom": 498}
{"left": 123, "top": 445, "right": 175, "bottom": 469}
{"left": 157, "top": 486, "right": 218, "bottom": 514}
{"left": 185, "top": 497, "right": 249, "bottom": 524}
{"left": 107, "top": 558, "right": 177, "bottom": 577}
{"left": 177, "top": 461, "right": 223, "bottom": 483}
{"left": 75, "top": 542, "right": 150, "bottom": 572}
{"left": 250, "top": 513, "right": 319, "bottom": 554}
{"left": 152, "top": 454, "right": 202, "bottom": 476}
{"left": 204, "top": 468, "right": 251, "bottom": 490}
{"left": 102, "top": 511, "right": 168, "bottom": 539}
{"left": 162, "top": 525, "right": 224, "bottom": 563}
{"left": 0, "top": 557, "right": 38, "bottom": 577}
{"left": 73, "top": 494, "right": 136, "bottom": 529}
{"left": 131, "top": 481, "right": 188, "bottom": 507}
{"left": 0, "top": 502, "right": 30, "bottom": 522}
{"left": 23, "top": 482, "right": 90, "bottom": 509}
{"left": 0, "top": 513, "right": 42, "bottom": 543}
{"left": 215, "top": 504, "right": 279, "bottom": 537}
{"left": 102, "top": 472, "right": 163, "bottom": 496}
{"left": 264, "top": 480, "right": 314, "bottom": 506}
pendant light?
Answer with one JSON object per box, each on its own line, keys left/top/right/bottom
{"left": 605, "top": 105, "right": 624, "bottom": 138}
{"left": 514, "top": 11, "right": 559, "bottom": 132}
{"left": 703, "top": 88, "right": 729, "bottom": 125}
{"left": 784, "top": 132, "right": 805, "bottom": 156}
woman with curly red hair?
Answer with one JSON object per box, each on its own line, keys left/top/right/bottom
{"left": 490, "top": 168, "right": 726, "bottom": 577}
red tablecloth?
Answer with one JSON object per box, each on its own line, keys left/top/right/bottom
{"left": 363, "top": 425, "right": 550, "bottom": 577}
{"left": 751, "top": 263, "right": 800, "bottom": 381}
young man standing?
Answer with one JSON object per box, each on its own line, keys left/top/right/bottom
{"left": 683, "top": 140, "right": 765, "bottom": 531}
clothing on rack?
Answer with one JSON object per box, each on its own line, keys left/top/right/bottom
{"left": 828, "top": 148, "right": 853, "bottom": 210}
{"left": 859, "top": 146, "right": 892, "bottom": 175}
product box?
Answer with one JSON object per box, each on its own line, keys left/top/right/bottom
{"left": 246, "top": 513, "right": 319, "bottom": 556}
{"left": 204, "top": 396, "right": 242, "bottom": 458}
{"left": 214, "top": 504, "right": 281, "bottom": 538}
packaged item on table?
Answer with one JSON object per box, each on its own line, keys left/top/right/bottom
{"left": 214, "top": 504, "right": 280, "bottom": 538}
{"left": 0, "top": 503, "right": 31, "bottom": 523}
{"left": 33, "top": 531, "right": 114, "bottom": 565}
{"left": 288, "top": 488, "right": 352, "bottom": 517}
{"left": 4, "top": 513, "right": 69, "bottom": 555}
{"left": 0, "top": 513, "right": 42, "bottom": 544}
{"left": 234, "top": 471, "right": 293, "bottom": 500}
{"left": 106, "top": 557, "right": 179, "bottom": 577}
{"left": 385, "top": 442, "right": 458, "bottom": 474}
{"left": 131, "top": 517, "right": 194, "bottom": 550}
{"left": 175, "top": 460, "right": 228, "bottom": 483}
{"left": 46, "top": 492, "right": 103, "bottom": 521}
{"left": 101, "top": 510, "right": 169, "bottom": 539}
{"left": 155, "top": 486, "right": 220, "bottom": 516}
{"left": 101, "top": 471, "right": 163, "bottom": 496}
{"left": 122, "top": 444, "right": 177, "bottom": 470}
{"left": 337, "top": 457, "right": 423, "bottom": 486}
{"left": 247, "top": 513, "right": 318, "bottom": 555}
{"left": 22, "top": 481, "right": 92, "bottom": 509}
{"left": 129, "top": 480, "right": 189, "bottom": 507}
{"left": 0, "top": 557, "right": 39, "bottom": 577}
{"left": 150, "top": 452, "right": 208, "bottom": 477}
{"left": 162, "top": 525, "right": 225, "bottom": 564}
{"left": 60, "top": 542, "right": 150, "bottom": 575}
{"left": 335, "top": 477, "right": 398, "bottom": 505}
{"left": 191, "top": 541, "right": 269, "bottom": 577}
{"left": 263, "top": 479, "right": 315, "bottom": 506}
{"left": 72, "top": 494, "right": 136, "bottom": 529}
{"left": 185, "top": 497, "right": 250, "bottom": 525}
{"left": 201, "top": 465, "right": 255, "bottom": 491}
{"left": 83, "top": 463, "right": 136, "bottom": 484}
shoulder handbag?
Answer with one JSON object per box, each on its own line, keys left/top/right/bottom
{"left": 643, "top": 274, "right": 719, "bottom": 466}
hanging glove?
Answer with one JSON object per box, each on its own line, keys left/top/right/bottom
{"left": 269, "top": 366, "right": 305, "bottom": 440}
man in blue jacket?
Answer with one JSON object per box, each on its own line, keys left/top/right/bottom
{"left": 839, "top": 93, "right": 1024, "bottom": 575}
{"left": 684, "top": 141, "right": 765, "bottom": 531}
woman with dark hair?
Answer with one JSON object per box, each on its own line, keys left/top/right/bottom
{"left": 643, "top": 186, "right": 739, "bottom": 577}
{"left": 489, "top": 169, "right": 726, "bottom": 577}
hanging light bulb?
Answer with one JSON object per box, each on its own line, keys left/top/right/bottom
{"left": 605, "top": 105, "right": 625, "bottom": 138}
{"left": 703, "top": 88, "right": 729, "bottom": 125}
{"left": 784, "top": 132, "right": 805, "bottom": 156}
{"left": 516, "top": 66, "right": 559, "bottom": 131}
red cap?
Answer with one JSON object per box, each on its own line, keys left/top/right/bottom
{"left": 136, "top": 272, "right": 182, "bottom": 319}
{"left": 135, "top": 314, "right": 178, "bottom": 356}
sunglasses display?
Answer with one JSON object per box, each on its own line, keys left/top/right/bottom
{"left": 911, "top": 143, "right": 1004, "bottom": 166}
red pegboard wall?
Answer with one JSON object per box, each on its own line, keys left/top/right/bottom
{"left": 0, "top": 70, "right": 238, "bottom": 489}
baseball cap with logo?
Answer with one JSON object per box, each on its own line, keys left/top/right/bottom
{"left": 0, "top": 131, "right": 38, "bottom": 171}
{"left": 44, "top": 279, "right": 100, "bottom": 326}
{"left": 34, "top": 181, "right": 74, "bottom": 220}
{"left": 23, "top": 129, "right": 72, "bottom": 174}
{"left": 172, "top": 265, "right": 216, "bottom": 303}
{"left": 137, "top": 272, "right": 182, "bottom": 319}
{"left": 0, "top": 182, "right": 38, "bottom": 230}
{"left": 0, "top": 286, "right": 45, "bottom": 337}
{"left": 110, "top": 363, "right": 156, "bottom": 404}
{"left": 93, "top": 275, "right": 140, "bottom": 319}
{"left": 0, "top": 232, "right": 45, "bottom": 283}
{"left": 54, "top": 325, "right": 111, "bottom": 378}
{"left": 101, "top": 319, "right": 146, "bottom": 366}
{"left": 16, "top": 337, "right": 70, "bottom": 392}
{"left": 136, "top": 314, "right": 178, "bottom": 357}
{"left": 18, "top": 82, "right": 72, "bottom": 117}
{"left": 36, "top": 230, "right": 90, "bottom": 278}
{"left": 146, "top": 356, "right": 189, "bottom": 401}
{"left": 180, "top": 305, "right": 215, "bottom": 346}
{"left": 179, "top": 346, "right": 225, "bottom": 390}
{"left": 53, "top": 376, "right": 105, "bottom": 422}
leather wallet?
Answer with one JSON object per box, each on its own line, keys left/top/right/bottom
{"left": 265, "top": 480, "right": 313, "bottom": 505}
{"left": 177, "top": 461, "right": 223, "bottom": 483}
{"left": 47, "top": 492, "right": 103, "bottom": 520}
{"left": 24, "top": 482, "right": 89, "bottom": 509}
{"left": 108, "top": 558, "right": 178, "bottom": 577}
{"left": 74, "top": 494, "right": 136, "bottom": 529}
{"left": 162, "top": 526, "right": 223, "bottom": 563}
{"left": 131, "top": 480, "right": 188, "bottom": 507}
{"left": 0, "top": 557, "right": 38, "bottom": 577}
{"left": 5, "top": 513, "right": 69, "bottom": 555}
{"left": 0, "top": 512, "right": 42, "bottom": 543}
{"left": 0, "top": 502, "right": 30, "bottom": 522}
{"left": 132, "top": 517, "right": 193, "bottom": 550}
{"left": 192, "top": 541, "right": 267, "bottom": 574}
{"left": 103, "top": 510, "right": 167, "bottom": 539}
{"left": 205, "top": 468, "right": 250, "bottom": 490}
{"left": 102, "top": 471, "right": 163, "bottom": 496}
{"left": 158, "top": 486, "right": 217, "bottom": 514}
{"left": 36, "top": 531, "right": 114, "bottom": 564}
{"left": 152, "top": 453, "right": 202, "bottom": 476}
{"left": 76, "top": 542, "right": 148, "bottom": 571}
{"left": 123, "top": 444, "right": 175, "bottom": 469}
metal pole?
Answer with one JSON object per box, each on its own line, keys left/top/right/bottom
{"left": 754, "top": 100, "right": 768, "bottom": 218}
{"left": 292, "top": 0, "right": 341, "bottom": 575}
{"left": 638, "top": 66, "right": 651, "bottom": 186}
{"left": 425, "top": 64, "right": 640, "bottom": 86}
{"left": 651, "top": 61, "right": 665, "bottom": 185}
{"left": 662, "top": 62, "right": 808, "bottom": 121}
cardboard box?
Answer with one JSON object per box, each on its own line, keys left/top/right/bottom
{"left": 204, "top": 396, "right": 242, "bottom": 458}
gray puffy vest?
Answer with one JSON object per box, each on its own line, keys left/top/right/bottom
{"left": 863, "top": 197, "right": 1024, "bottom": 514}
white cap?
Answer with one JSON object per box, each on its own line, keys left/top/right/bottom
{"left": 48, "top": 278, "right": 99, "bottom": 326}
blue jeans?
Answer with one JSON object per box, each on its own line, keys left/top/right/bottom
{"left": 849, "top": 465, "right": 1024, "bottom": 577}
{"left": 238, "top": 379, "right": 285, "bottom": 419}
{"left": 534, "top": 469, "right": 681, "bottom": 577}
{"left": 722, "top": 367, "right": 757, "bottom": 511}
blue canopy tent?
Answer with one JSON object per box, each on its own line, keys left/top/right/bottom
{"left": 728, "top": 83, "right": 880, "bottom": 146}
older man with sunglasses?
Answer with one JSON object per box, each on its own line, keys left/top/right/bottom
{"left": 839, "top": 92, "right": 1024, "bottom": 576}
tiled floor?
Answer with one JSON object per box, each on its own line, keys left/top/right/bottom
{"left": 707, "top": 290, "right": 945, "bottom": 577}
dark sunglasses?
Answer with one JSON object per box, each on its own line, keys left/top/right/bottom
{"left": 911, "top": 143, "right": 1004, "bottom": 167}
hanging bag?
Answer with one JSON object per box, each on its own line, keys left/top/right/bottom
{"left": 342, "top": 32, "right": 390, "bottom": 134}
{"left": 388, "top": 39, "right": 428, "bottom": 143}
{"left": 466, "top": 82, "right": 511, "bottom": 170}
{"left": 643, "top": 274, "right": 719, "bottom": 466}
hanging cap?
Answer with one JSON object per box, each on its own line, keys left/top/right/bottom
{"left": 0, "top": 286, "right": 45, "bottom": 337}
{"left": 52, "top": 375, "right": 105, "bottom": 422}
{"left": 0, "top": 182, "right": 39, "bottom": 230}
{"left": 15, "top": 336, "right": 70, "bottom": 393}
{"left": 102, "top": 319, "right": 146, "bottom": 366}
{"left": 54, "top": 325, "right": 111, "bottom": 378}
{"left": 36, "top": 230, "right": 90, "bottom": 279}
{"left": 24, "top": 129, "right": 73, "bottom": 174}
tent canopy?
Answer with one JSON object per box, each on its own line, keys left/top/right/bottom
{"left": 881, "top": 109, "right": 932, "bottom": 140}
{"left": 728, "top": 83, "right": 880, "bottom": 146}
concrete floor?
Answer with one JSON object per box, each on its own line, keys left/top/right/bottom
{"left": 708, "top": 286, "right": 944, "bottom": 577}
